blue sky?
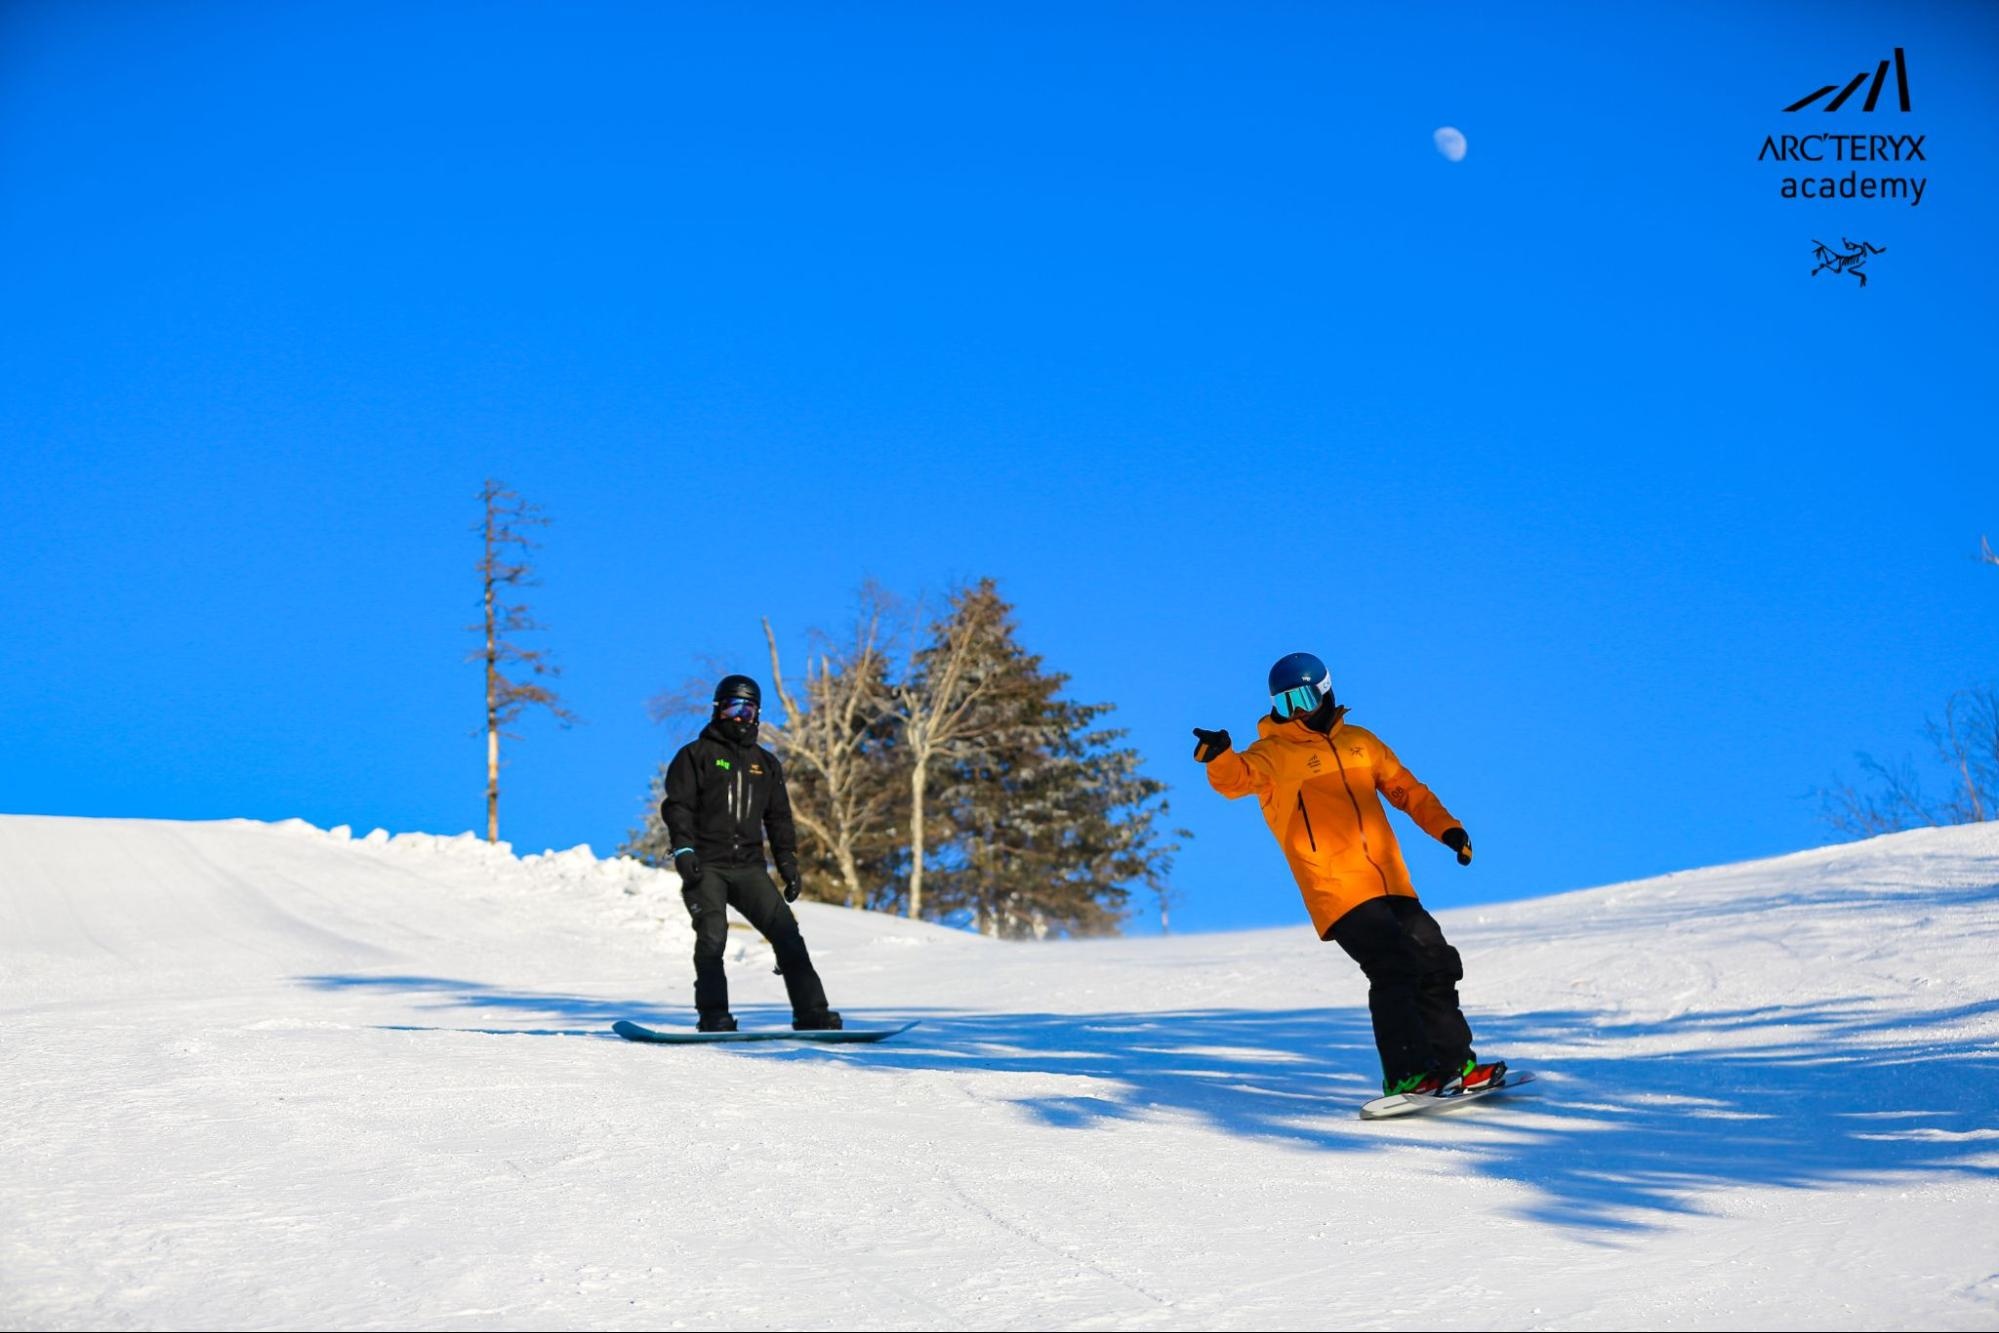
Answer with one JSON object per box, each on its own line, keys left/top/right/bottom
{"left": 4, "top": 2, "right": 1995, "bottom": 933}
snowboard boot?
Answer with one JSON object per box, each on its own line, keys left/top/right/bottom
{"left": 1384, "top": 1069, "right": 1457, "bottom": 1098}
{"left": 1457, "top": 1059, "right": 1507, "bottom": 1092}
{"left": 792, "top": 1009, "right": 843, "bottom": 1031}
{"left": 696, "top": 1012, "right": 739, "bottom": 1033}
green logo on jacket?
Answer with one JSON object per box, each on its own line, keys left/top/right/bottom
{"left": 715, "top": 759, "right": 732, "bottom": 770}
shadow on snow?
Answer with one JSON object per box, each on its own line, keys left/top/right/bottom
{"left": 295, "top": 971, "right": 1999, "bottom": 1234}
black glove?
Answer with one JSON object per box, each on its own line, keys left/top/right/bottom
{"left": 782, "top": 873, "right": 802, "bottom": 904}
{"left": 1191, "top": 727, "right": 1232, "bottom": 763}
{"left": 673, "top": 849, "right": 701, "bottom": 881}
{"left": 1441, "top": 827, "right": 1473, "bottom": 866}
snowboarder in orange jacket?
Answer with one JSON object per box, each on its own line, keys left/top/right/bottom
{"left": 1195, "top": 652, "right": 1503, "bottom": 1097}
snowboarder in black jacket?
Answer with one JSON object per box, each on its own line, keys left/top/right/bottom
{"left": 660, "top": 674, "right": 841, "bottom": 1032}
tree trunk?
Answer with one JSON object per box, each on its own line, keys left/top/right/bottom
{"left": 975, "top": 827, "right": 996, "bottom": 937}
{"left": 484, "top": 537, "right": 500, "bottom": 844}
{"left": 486, "top": 719, "right": 499, "bottom": 842}
{"left": 1945, "top": 696, "right": 1987, "bottom": 823}
{"left": 907, "top": 761, "right": 927, "bottom": 919}
{"left": 835, "top": 838, "right": 865, "bottom": 911}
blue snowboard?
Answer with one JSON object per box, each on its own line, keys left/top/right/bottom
{"left": 612, "top": 1018, "right": 919, "bottom": 1045}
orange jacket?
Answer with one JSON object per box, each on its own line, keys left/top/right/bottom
{"left": 1207, "top": 709, "right": 1460, "bottom": 937}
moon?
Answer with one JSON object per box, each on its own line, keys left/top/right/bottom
{"left": 1433, "top": 126, "right": 1468, "bottom": 163}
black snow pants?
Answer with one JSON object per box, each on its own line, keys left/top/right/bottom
{"left": 684, "top": 863, "right": 830, "bottom": 1022}
{"left": 1328, "top": 895, "right": 1476, "bottom": 1087}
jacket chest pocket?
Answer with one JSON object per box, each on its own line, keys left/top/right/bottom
{"left": 1291, "top": 780, "right": 1357, "bottom": 857}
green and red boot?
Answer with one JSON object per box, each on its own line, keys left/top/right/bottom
{"left": 1457, "top": 1058, "right": 1508, "bottom": 1092}
{"left": 1383, "top": 1069, "right": 1458, "bottom": 1098}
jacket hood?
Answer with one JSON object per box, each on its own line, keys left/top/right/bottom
{"left": 700, "top": 718, "right": 762, "bottom": 750}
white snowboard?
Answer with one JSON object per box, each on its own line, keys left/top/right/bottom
{"left": 1359, "top": 1069, "right": 1537, "bottom": 1121}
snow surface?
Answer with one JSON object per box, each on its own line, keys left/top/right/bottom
{"left": 3, "top": 814, "right": 1998, "bottom": 1331}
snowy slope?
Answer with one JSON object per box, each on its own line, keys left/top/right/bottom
{"left": 3, "top": 814, "right": 1997, "bottom": 1331}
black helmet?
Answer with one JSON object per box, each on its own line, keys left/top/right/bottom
{"left": 713, "top": 675, "right": 761, "bottom": 707}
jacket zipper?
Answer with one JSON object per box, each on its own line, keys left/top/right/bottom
{"left": 698, "top": 735, "right": 763, "bottom": 862}
{"left": 1327, "top": 738, "right": 1393, "bottom": 897}
{"left": 1295, "top": 793, "right": 1317, "bottom": 851}
{"left": 735, "top": 766, "right": 749, "bottom": 844}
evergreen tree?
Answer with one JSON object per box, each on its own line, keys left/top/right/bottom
{"left": 928, "top": 581, "right": 1179, "bottom": 938}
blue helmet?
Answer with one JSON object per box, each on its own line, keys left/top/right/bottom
{"left": 1268, "top": 652, "right": 1332, "bottom": 719}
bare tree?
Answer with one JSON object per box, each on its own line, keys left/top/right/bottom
{"left": 1929, "top": 689, "right": 1999, "bottom": 824}
{"left": 644, "top": 654, "right": 736, "bottom": 731}
{"left": 1820, "top": 754, "right": 1940, "bottom": 836}
{"left": 1822, "top": 687, "right": 1999, "bottom": 836}
{"left": 1821, "top": 536, "right": 1997, "bottom": 838}
{"left": 761, "top": 590, "right": 904, "bottom": 909}
{"left": 889, "top": 585, "right": 1007, "bottom": 919}
{"left": 472, "top": 479, "right": 576, "bottom": 843}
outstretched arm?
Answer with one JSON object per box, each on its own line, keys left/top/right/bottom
{"left": 1194, "top": 727, "right": 1275, "bottom": 800}
{"left": 1372, "top": 737, "right": 1461, "bottom": 844}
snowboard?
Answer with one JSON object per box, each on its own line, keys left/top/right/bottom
{"left": 612, "top": 1018, "right": 919, "bottom": 1045}
{"left": 1358, "top": 1069, "right": 1537, "bottom": 1121}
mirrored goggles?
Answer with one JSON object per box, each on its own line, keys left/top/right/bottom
{"left": 1272, "top": 682, "right": 1328, "bottom": 719}
{"left": 718, "top": 698, "right": 759, "bottom": 723}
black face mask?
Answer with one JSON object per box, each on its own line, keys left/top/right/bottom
{"left": 716, "top": 714, "right": 758, "bottom": 745}
{"left": 1301, "top": 695, "right": 1341, "bottom": 733}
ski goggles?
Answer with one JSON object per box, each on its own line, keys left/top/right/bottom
{"left": 1272, "top": 680, "right": 1329, "bottom": 719}
{"left": 718, "top": 698, "right": 759, "bottom": 723}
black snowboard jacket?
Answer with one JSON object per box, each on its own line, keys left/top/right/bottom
{"left": 660, "top": 721, "right": 801, "bottom": 880}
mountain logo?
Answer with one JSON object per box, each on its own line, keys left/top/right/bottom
{"left": 1811, "top": 238, "right": 1886, "bottom": 288}
{"left": 1786, "top": 48, "right": 1910, "bottom": 112}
